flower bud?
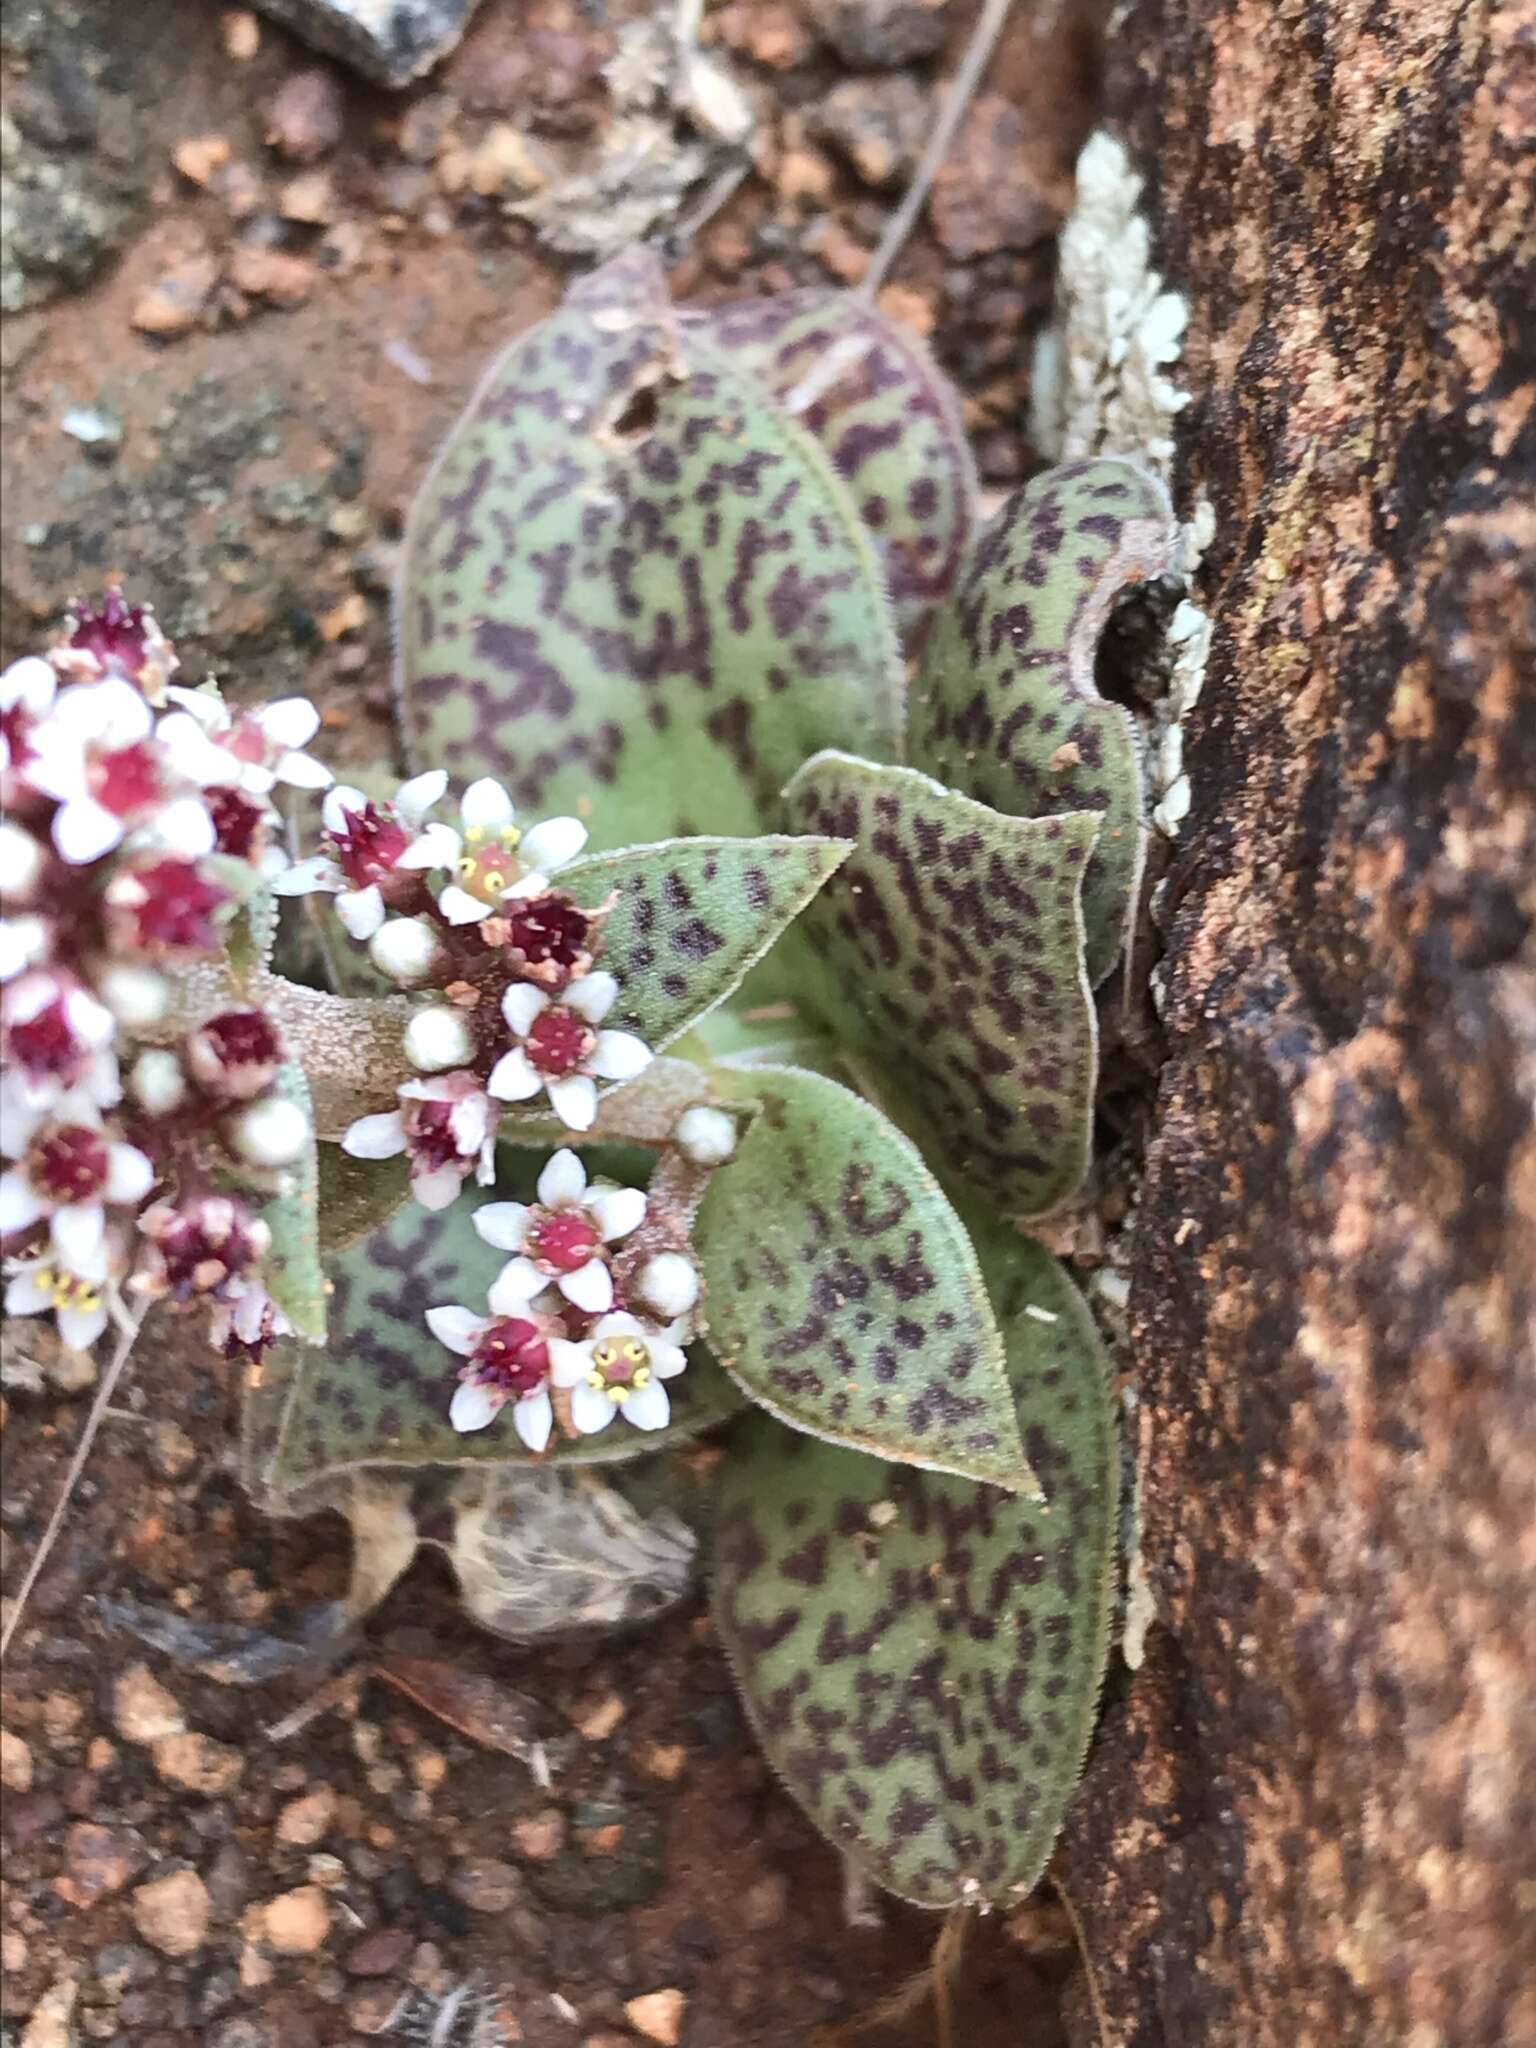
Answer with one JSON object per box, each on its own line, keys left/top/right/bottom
{"left": 130, "top": 1048, "right": 188, "bottom": 1117}
{"left": 97, "top": 960, "right": 170, "bottom": 1029}
{"left": 186, "top": 1009, "right": 282, "bottom": 1100}
{"left": 403, "top": 1004, "right": 475, "bottom": 1073}
{"left": 228, "top": 1093, "right": 310, "bottom": 1168}
{"left": 368, "top": 915, "right": 445, "bottom": 986}
{"left": 0, "top": 821, "right": 45, "bottom": 904}
{"left": 633, "top": 1251, "right": 701, "bottom": 1320}
{"left": 672, "top": 1104, "right": 738, "bottom": 1168}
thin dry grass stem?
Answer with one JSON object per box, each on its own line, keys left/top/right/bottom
{"left": 0, "top": 1295, "right": 151, "bottom": 1660}
{"left": 1054, "top": 1875, "right": 1113, "bottom": 2048}
{"left": 858, "top": 0, "right": 1018, "bottom": 302}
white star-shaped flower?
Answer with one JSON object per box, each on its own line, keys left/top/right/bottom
{"left": 487, "top": 972, "right": 651, "bottom": 1132}
{"left": 434, "top": 777, "right": 589, "bottom": 927}
{"left": 548, "top": 1311, "right": 689, "bottom": 1436}
{"left": 473, "top": 1146, "right": 647, "bottom": 1316}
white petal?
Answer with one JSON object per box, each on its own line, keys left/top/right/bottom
{"left": 58, "top": 1303, "right": 108, "bottom": 1349}
{"left": 558, "top": 1259, "right": 613, "bottom": 1314}
{"left": 460, "top": 778, "right": 515, "bottom": 832}
{"left": 395, "top": 822, "right": 460, "bottom": 870}
{"left": 0, "top": 1170, "right": 44, "bottom": 1233}
{"left": 105, "top": 1143, "right": 154, "bottom": 1205}
{"left": 448, "top": 1094, "right": 493, "bottom": 1153}
{"left": 546, "top": 1074, "right": 597, "bottom": 1131}
{"left": 321, "top": 784, "right": 367, "bottom": 834}
{"left": 275, "top": 749, "right": 333, "bottom": 790}
{"left": 80, "top": 676, "right": 154, "bottom": 744}
{"left": 336, "top": 884, "right": 386, "bottom": 940}
{"left": 569, "top": 1381, "right": 616, "bottom": 1435}
{"left": 51, "top": 1203, "right": 105, "bottom": 1266}
{"left": 501, "top": 982, "right": 549, "bottom": 1037}
{"left": 648, "top": 1338, "right": 689, "bottom": 1379}
{"left": 426, "top": 1305, "right": 486, "bottom": 1356}
{"left": 472, "top": 1201, "right": 531, "bottom": 1251}
{"left": 505, "top": 871, "right": 549, "bottom": 900}
{"left": 53, "top": 797, "right": 123, "bottom": 865}
{"left": 589, "top": 1031, "right": 652, "bottom": 1082}
{"left": 437, "top": 884, "right": 491, "bottom": 927}
{"left": 512, "top": 1388, "right": 553, "bottom": 1454}
{"left": 620, "top": 1379, "right": 672, "bottom": 1431}
{"left": 412, "top": 1164, "right": 464, "bottom": 1209}
{"left": 549, "top": 1339, "right": 593, "bottom": 1388}
{"left": 163, "top": 685, "right": 226, "bottom": 732}
{"left": 450, "top": 1380, "right": 501, "bottom": 1432}
{"left": 564, "top": 971, "right": 618, "bottom": 1026}
{"left": 258, "top": 696, "right": 321, "bottom": 748}
{"left": 517, "top": 816, "right": 588, "bottom": 874}
{"left": 593, "top": 1312, "right": 643, "bottom": 1340}
{"left": 2, "top": 656, "right": 57, "bottom": 714}
{"left": 152, "top": 794, "right": 216, "bottom": 856}
{"left": 536, "top": 1148, "right": 586, "bottom": 1209}
{"left": 488, "top": 1257, "right": 545, "bottom": 1311}
{"left": 270, "top": 855, "right": 342, "bottom": 897}
{"left": 487, "top": 1047, "right": 542, "bottom": 1102}
{"left": 396, "top": 769, "right": 448, "bottom": 820}
{"left": 5, "top": 1268, "right": 52, "bottom": 1315}
{"left": 237, "top": 763, "right": 278, "bottom": 797}
{"left": 0, "top": 917, "right": 48, "bottom": 982}
{"left": 589, "top": 1186, "right": 646, "bottom": 1242}
{"left": 155, "top": 714, "right": 237, "bottom": 787}
{"left": 341, "top": 1111, "right": 407, "bottom": 1160}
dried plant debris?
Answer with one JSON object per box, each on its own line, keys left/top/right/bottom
{"left": 510, "top": 7, "right": 755, "bottom": 259}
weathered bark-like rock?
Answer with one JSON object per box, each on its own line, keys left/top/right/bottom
{"left": 1059, "top": 3, "right": 1536, "bottom": 2045}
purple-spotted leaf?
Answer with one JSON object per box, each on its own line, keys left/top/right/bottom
{"left": 257, "top": 1159, "right": 743, "bottom": 1497}
{"left": 782, "top": 754, "right": 1099, "bottom": 1217}
{"left": 397, "top": 248, "right": 903, "bottom": 845}
{"left": 693, "top": 1064, "right": 1036, "bottom": 1493}
{"left": 553, "top": 834, "right": 852, "bottom": 1049}
{"left": 713, "top": 1215, "right": 1117, "bottom": 1907}
{"left": 908, "top": 459, "right": 1179, "bottom": 983}
{"left": 690, "top": 290, "right": 977, "bottom": 652}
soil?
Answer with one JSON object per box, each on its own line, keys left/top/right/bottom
{"left": 0, "top": 2, "right": 1098, "bottom": 2041}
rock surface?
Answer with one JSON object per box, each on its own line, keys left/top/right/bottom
{"left": 1058, "top": 2, "right": 1536, "bottom": 2044}
{"left": 246, "top": 0, "right": 484, "bottom": 87}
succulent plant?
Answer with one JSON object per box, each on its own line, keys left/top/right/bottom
{"left": 228, "top": 250, "right": 1180, "bottom": 1908}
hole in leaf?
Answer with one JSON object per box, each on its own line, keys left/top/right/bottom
{"left": 608, "top": 380, "right": 661, "bottom": 446}
{"left": 1094, "top": 571, "right": 1184, "bottom": 711}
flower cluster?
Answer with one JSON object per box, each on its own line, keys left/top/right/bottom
{"left": 427, "top": 1148, "right": 702, "bottom": 1446}
{"left": 324, "top": 776, "right": 653, "bottom": 1208}
{"left": 0, "top": 597, "right": 318, "bottom": 1357}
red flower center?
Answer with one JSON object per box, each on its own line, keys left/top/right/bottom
{"left": 29, "top": 1124, "right": 109, "bottom": 1203}
{"left": 328, "top": 801, "right": 411, "bottom": 888}
{"left": 524, "top": 1006, "right": 592, "bottom": 1076}
{"left": 406, "top": 1099, "right": 462, "bottom": 1172}
{"left": 207, "top": 787, "right": 267, "bottom": 859}
{"left": 532, "top": 1209, "right": 600, "bottom": 1272}
{"left": 70, "top": 591, "right": 149, "bottom": 676}
{"left": 201, "top": 1009, "right": 281, "bottom": 1069}
{"left": 144, "top": 1197, "right": 260, "bottom": 1300}
{"left": 91, "top": 741, "right": 163, "bottom": 817}
{"left": 470, "top": 1316, "right": 550, "bottom": 1396}
{"left": 6, "top": 995, "right": 80, "bottom": 1078}
{"left": 507, "top": 893, "right": 592, "bottom": 968}
{"left": 122, "top": 859, "right": 227, "bottom": 954}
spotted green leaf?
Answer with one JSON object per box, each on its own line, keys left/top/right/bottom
{"left": 782, "top": 754, "right": 1099, "bottom": 1217}
{"left": 908, "top": 459, "right": 1178, "bottom": 983}
{"left": 554, "top": 834, "right": 851, "bottom": 1049}
{"left": 713, "top": 1214, "right": 1117, "bottom": 1906}
{"left": 694, "top": 1065, "right": 1036, "bottom": 1494}
{"left": 259, "top": 1153, "right": 744, "bottom": 1495}
{"left": 317, "top": 1143, "right": 411, "bottom": 1257}
{"left": 397, "top": 247, "right": 903, "bottom": 846}
{"left": 257, "top": 1063, "right": 325, "bottom": 1343}
{"left": 693, "top": 290, "right": 977, "bottom": 651}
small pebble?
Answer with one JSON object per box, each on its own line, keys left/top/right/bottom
{"left": 148, "top": 1419, "right": 198, "bottom": 1479}
{"left": 173, "top": 134, "right": 232, "bottom": 187}
{"left": 348, "top": 1982, "right": 406, "bottom": 2035}
{"left": 130, "top": 256, "right": 218, "bottom": 338}
{"left": 624, "top": 1988, "right": 688, "bottom": 2045}
{"left": 275, "top": 1786, "right": 336, "bottom": 1846}
{"left": 568, "top": 1691, "right": 627, "bottom": 1741}
{"left": 0, "top": 1725, "right": 32, "bottom": 1791}
{"left": 53, "top": 1823, "right": 141, "bottom": 1907}
{"left": 222, "top": 10, "right": 261, "bottom": 60}
{"left": 260, "top": 1883, "right": 331, "bottom": 1954}
{"left": 132, "top": 1867, "right": 211, "bottom": 1956}
{"left": 153, "top": 1731, "right": 244, "bottom": 1794}
{"left": 511, "top": 1809, "right": 566, "bottom": 1861}
{"left": 227, "top": 245, "right": 314, "bottom": 307}
{"left": 266, "top": 69, "right": 343, "bottom": 161}
{"left": 742, "top": 1872, "right": 789, "bottom": 1929}
{"left": 447, "top": 1858, "right": 521, "bottom": 1914}
{"left": 637, "top": 1742, "right": 686, "bottom": 1782}
{"left": 344, "top": 1926, "right": 413, "bottom": 1977}
{"left": 278, "top": 169, "right": 337, "bottom": 223}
